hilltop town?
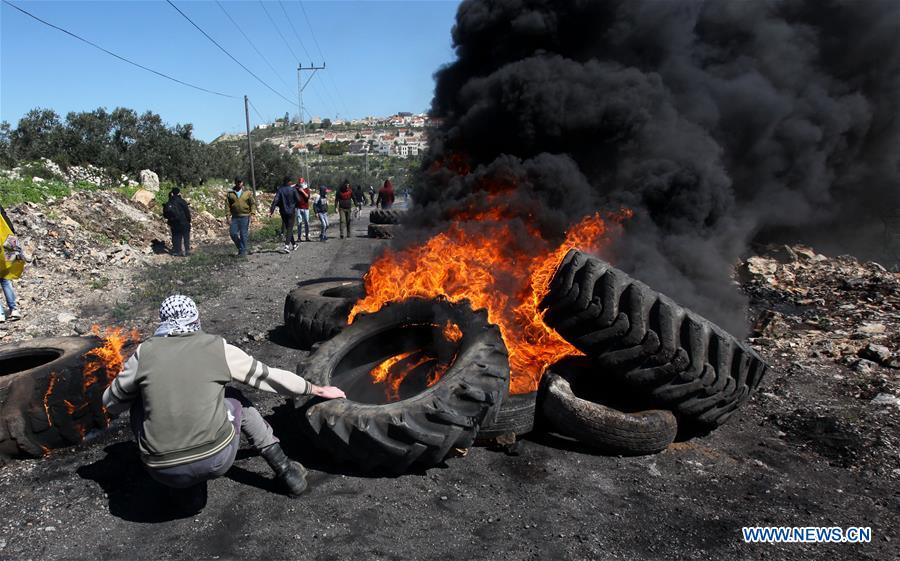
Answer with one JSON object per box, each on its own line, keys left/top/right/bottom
{"left": 213, "top": 112, "right": 438, "bottom": 159}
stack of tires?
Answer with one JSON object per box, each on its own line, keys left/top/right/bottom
{"left": 368, "top": 209, "right": 403, "bottom": 239}
{"left": 285, "top": 247, "right": 769, "bottom": 471}
{"left": 536, "top": 250, "right": 768, "bottom": 449}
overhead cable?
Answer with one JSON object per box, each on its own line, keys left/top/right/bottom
{"left": 2, "top": 0, "right": 237, "bottom": 98}
{"left": 165, "top": 0, "right": 295, "bottom": 105}
{"left": 215, "top": 0, "right": 293, "bottom": 92}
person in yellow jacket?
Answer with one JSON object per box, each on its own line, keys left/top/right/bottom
{"left": 0, "top": 204, "right": 23, "bottom": 323}
{"left": 225, "top": 177, "right": 256, "bottom": 256}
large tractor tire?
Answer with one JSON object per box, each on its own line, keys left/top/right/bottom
{"left": 0, "top": 337, "right": 106, "bottom": 458}
{"left": 295, "top": 298, "right": 509, "bottom": 473}
{"left": 540, "top": 249, "right": 768, "bottom": 435}
{"left": 368, "top": 223, "right": 398, "bottom": 239}
{"left": 369, "top": 209, "right": 404, "bottom": 225}
{"left": 539, "top": 371, "right": 677, "bottom": 455}
{"left": 283, "top": 279, "right": 364, "bottom": 349}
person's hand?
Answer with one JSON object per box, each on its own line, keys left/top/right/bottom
{"left": 312, "top": 385, "right": 346, "bottom": 400}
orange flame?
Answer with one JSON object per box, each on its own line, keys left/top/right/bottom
{"left": 82, "top": 325, "right": 140, "bottom": 393}
{"left": 43, "top": 373, "right": 59, "bottom": 426}
{"left": 443, "top": 320, "right": 463, "bottom": 343}
{"left": 41, "top": 325, "right": 140, "bottom": 449}
{"left": 369, "top": 349, "right": 450, "bottom": 401}
{"left": 351, "top": 209, "right": 632, "bottom": 394}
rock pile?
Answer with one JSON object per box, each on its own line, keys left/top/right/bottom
{"left": 0, "top": 189, "right": 228, "bottom": 342}
{"left": 0, "top": 158, "right": 138, "bottom": 188}
{"left": 743, "top": 245, "right": 899, "bottom": 369}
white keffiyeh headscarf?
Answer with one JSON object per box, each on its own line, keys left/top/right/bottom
{"left": 154, "top": 294, "right": 201, "bottom": 337}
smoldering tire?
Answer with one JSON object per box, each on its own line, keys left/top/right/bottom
{"left": 540, "top": 249, "right": 768, "bottom": 435}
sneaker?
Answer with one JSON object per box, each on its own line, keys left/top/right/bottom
{"left": 281, "top": 244, "right": 290, "bottom": 254}
{"left": 9, "top": 309, "right": 22, "bottom": 321}
{"left": 291, "top": 243, "right": 298, "bottom": 251}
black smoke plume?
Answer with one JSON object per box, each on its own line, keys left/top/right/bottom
{"left": 410, "top": 0, "right": 900, "bottom": 335}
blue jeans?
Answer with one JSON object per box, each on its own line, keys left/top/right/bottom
{"left": 0, "top": 278, "right": 15, "bottom": 318}
{"left": 296, "top": 209, "right": 309, "bottom": 239}
{"left": 229, "top": 216, "right": 250, "bottom": 255}
{"left": 317, "top": 212, "right": 329, "bottom": 240}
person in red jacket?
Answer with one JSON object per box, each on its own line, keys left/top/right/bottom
{"left": 294, "top": 177, "right": 311, "bottom": 242}
{"left": 376, "top": 179, "right": 395, "bottom": 209}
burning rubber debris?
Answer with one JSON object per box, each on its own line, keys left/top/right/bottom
{"left": 0, "top": 327, "right": 138, "bottom": 457}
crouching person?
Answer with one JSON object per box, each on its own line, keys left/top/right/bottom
{"left": 102, "top": 294, "right": 345, "bottom": 506}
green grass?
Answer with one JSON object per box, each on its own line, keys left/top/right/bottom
{"left": 127, "top": 248, "right": 231, "bottom": 315}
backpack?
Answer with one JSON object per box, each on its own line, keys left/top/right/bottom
{"left": 163, "top": 199, "right": 186, "bottom": 225}
{"left": 314, "top": 196, "right": 328, "bottom": 214}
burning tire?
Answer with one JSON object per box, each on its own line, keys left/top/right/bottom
{"left": 0, "top": 337, "right": 105, "bottom": 457}
{"left": 539, "top": 371, "right": 677, "bottom": 455}
{"left": 368, "top": 223, "right": 397, "bottom": 239}
{"left": 283, "top": 279, "right": 364, "bottom": 349}
{"left": 540, "top": 249, "right": 768, "bottom": 434}
{"left": 369, "top": 209, "right": 404, "bottom": 225}
{"left": 295, "top": 298, "right": 509, "bottom": 473}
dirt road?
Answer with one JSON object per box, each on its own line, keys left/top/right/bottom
{"left": 0, "top": 204, "right": 896, "bottom": 561}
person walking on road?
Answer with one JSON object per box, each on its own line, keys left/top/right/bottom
{"left": 352, "top": 184, "right": 364, "bottom": 219}
{"left": 376, "top": 179, "right": 395, "bottom": 210}
{"left": 102, "top": 294, "right": 346, "bottom": 510}
{"left": 314, "top": 186, "right": 330, "bottom": 241}
{"left": 163, "top": 188, "right": 192, "bottom": 257}
{"left": 226, "top": 177, "right": 255, "bottom": 256}
{"left": 367, "top": 185, "right": 375, "bottom": 206}
{"left": 295, "top": 178, "right": 311, "bottom": 242}
{"left": 269, "top": 176, "right": 302, "bottom": 253}
{"left": 336, "top": 180, "right": 354, "bottom": 239}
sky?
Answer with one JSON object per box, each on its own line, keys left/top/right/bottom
{"left": 0, "top": 0, "right": 461, "bottom": 141}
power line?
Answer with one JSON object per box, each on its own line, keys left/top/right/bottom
{"left": 165, "top": 0, "right": 295, "bottom": 105}
{"left": 292, "top": 1, "right": 351, "bottom": 117}
{"left": 1, "top": 0, "right": 237, "bottom": 99}
{"left": 297, "top": 1, "right": 326, "bottom": 62}
{"left": 279, "top": 1, "right": 340, "bottom": 117}
{"left": 258, "top": 1, "right": 300, "bottom": 62}
{"left": 278, "top": 0, "right": 312, "bottom": 62}
{"left": 247, "top": 98, "right": 267, "bottom": 124}
{"left": 215, "top": 0, "right": 293, "bottom": 93}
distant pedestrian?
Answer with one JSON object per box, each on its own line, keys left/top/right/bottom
{"left": 376, "top": 179, "right": 395, "bottom": 209}
{"left": 0, "top": 204, "right": 23, "bottom": 323}
{"left": 295, "top": 177, "right": 311, "bottom": 242}
{"left": 367, "top": 185, "right": 375, "bottom": 206}
{"left": 226, "top": 177, "right": 255, "bottom": 256}
{"left": 314, "top": 186, "right": 330, "bottom": 241}
{"left": 336, "top": 180, "right": 354, "bottom": 239}
{"left": 163, "top": 188, "right": 192, "bottom": 257}
{"left": 269, "top": 176, "right": 302, "bottom": 253}
{"left": 352, "top": 184, "right": 364, "bottom": 219}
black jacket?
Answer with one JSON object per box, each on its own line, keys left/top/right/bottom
{"left": 163, "top": 195, "right": 191, "bottom": 227}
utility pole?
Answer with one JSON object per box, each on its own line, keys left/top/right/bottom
{"left": 297, "top": 62, "right": 326, "bottom": 184}
{"left": 244, "top": 95, "right": 257, "bottom": 195}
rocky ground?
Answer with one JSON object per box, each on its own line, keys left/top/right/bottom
{"left": 0, "top": 198, "right": 896, "bottom": 561}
